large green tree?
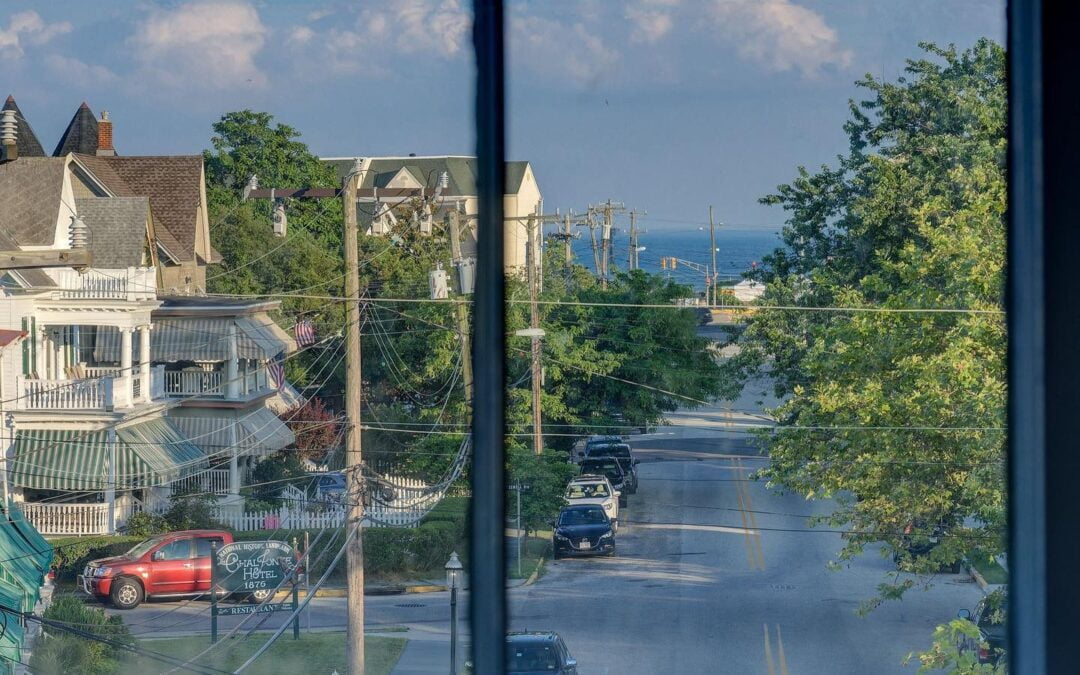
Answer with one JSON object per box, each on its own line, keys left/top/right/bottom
{"left": 726, "top": 40, "right": 1006, "bottom": 604}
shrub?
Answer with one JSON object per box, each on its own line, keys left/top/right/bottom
{"left": 50, "top": 536, "right": 143, "bottom": 582}
{"left": 123, "top": 511, "right": 166, "bottom": 538}
{"left": 30, "top": 596, "right": 133, "bottom": 675}
{"left": 163, "top": 490, "right": 220, "bottom": 531}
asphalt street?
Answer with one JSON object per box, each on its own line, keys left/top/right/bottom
{"left": 106, "top": 431, "right": 984, "bottom": 673}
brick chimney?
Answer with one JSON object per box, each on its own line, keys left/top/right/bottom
{"left": 96, "top": 110, "right": 114, "bottom": 156}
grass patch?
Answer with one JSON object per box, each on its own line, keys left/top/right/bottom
{"left": 124, "top": 633, "right": 405, "bottom": 675}
{"left": 508, "top": 537, "right": 550, "bottom": 580}
{"left": 968, "top": 552, "right": 1008, "bottom": 585}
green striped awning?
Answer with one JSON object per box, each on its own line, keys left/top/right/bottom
{"left": 169, "top": 408, "right": 294, "bottom": 461}
{"left": 11, "top": 419, "right": 208, "bottom": 491}
{"left": 5, "top": 504, "right": 52, "bottom": 572}
{"left": 93, "top": 315, "right": 293, "bottom": 363}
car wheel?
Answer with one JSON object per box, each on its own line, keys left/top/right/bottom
{"left": 606, "top": 546, "right": 616, "bottom": 557}
{"left": 110, "top": 578, "right": 143, "bottom": 610}
{"left": 247, "top": 588, "right": 273, "bottom": 604}
{"left": 619, "top": 495, "right": 627, "bottom": 507}
{"left": 553, "top": 549, "right": 561, "bottom": 560}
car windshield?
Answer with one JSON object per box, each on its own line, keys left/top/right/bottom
{"left": 566, "top": 483, "right": 609, "bottom": 499}
{"left": 559, "top": 507, "right": 607, "bottom": 526}
{"left": 595, "top": 445, "right": 631, "bottom": 458}
{"left": 507, "top": 644, "right": 560, "bottom": 672}
{"left": 124, "top": 536, "right": 166, "bottom": 559}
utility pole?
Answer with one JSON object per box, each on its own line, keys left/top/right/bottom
{"left": 586, "top": 208, "right": 602, "bottom": 279}
{"left": 527, "top": 215, "right": 543, "bottom": 455}
{"left": 342, "top": 170, "right": 366, "bottom": 675}
{"left": 709, "top": 206, "right": 717, "bottom": 307}
{"left": 448, "top": 211, "right": 474, "bottom": 407}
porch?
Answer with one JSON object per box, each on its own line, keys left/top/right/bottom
{"left": 14, "top": 365, "right": 165, "bottom": 411}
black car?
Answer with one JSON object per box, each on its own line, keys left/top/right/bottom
{"left": 589, "top": 443, "right": 639, "bottom": 494}
{"left": 957, "top": 596, "right": 1007, "bottom": 666}
{"left": 552, "top": 504, "right": 615, "bottom": 559}
{"left": 505, "top": 632, "right": 578, "bottom": 674}
{"left": 580, "top": 457, "right": 629, "bottom": 506}
{"left": 576, "top": 436, "right": 622, "bottom": 462}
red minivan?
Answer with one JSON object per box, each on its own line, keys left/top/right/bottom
{"left": 78, "top": 529, "right": 261, "bottom": 609}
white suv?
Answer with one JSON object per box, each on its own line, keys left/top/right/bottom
{"left": 565, "top": 475, "right": 620, "bottom": 529}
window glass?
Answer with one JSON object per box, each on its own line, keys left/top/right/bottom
{"left": 156, "top": 539, "right": 192, "bottom": 561}
{"left": 194, "top": 537, "right": 224, "bottom": 559}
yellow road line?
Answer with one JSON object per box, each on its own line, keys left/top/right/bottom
{"left": 737, "top": 457, "right": 766, "bottom": 570}
{"left": 733, "top": 459, "right": 757, "bottom": 570}
{"left": 776, "top": 623, "right": 789, "bottom": 675}
{"left": 763, "top": 623, "right": 776, "bottom": 675}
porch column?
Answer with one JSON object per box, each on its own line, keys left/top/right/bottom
{"left": 138, "top": 325, "right": 152, "bottom": 402}
{"left": 119, "top": 327, "right": 133, "bottom": 406}
{"left": 106, "top": 428, "right": 117, "bottom": 534}
{"left": 1, "top": 415, "right": 12, "bottom": 505}
{"left": 228, "top": 421, "right": 240, "bottom": 498}
{"left": 51, "top": 329, "right": 63, "bottom": 379}
{"left": 226, "top": 323, "right": 239, "bottom": 399}
{"left": 34, "top": 327, "right": 47, "bottom": 378}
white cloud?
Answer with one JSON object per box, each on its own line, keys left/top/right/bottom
{"left": 288, "top": 26, "right": 315, "bottom": 46}
{"left": 45, "top": 54, "right": 118, "bottom": 85}
{"left": 626, "top": 6, "right": 674, "bottom": 44}
{"left": 358, "top": 0, "right": 470, "bottom": 58}
{"left": 0, "top": 11, "right": 71, "bottom": 58}
{"left": 131, "top": 1, "right": 268, "bottom": 89}
{"left": 707, "top": 0, "right": 852, "bottom": 77}
{"left": 510, "top": 15, "right": 619, "bottom": 85}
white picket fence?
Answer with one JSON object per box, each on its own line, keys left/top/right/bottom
{"left": 211, "top": 498, "right": 440, "bottom": 531}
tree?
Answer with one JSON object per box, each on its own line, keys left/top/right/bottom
{"left": 725, "top": 39, "right": 1006, "bottom": 602}
{"left": 282, "top": 397, "right": 342, "bottom": 463}
{"left": 506, "top": 443, "right": 579, "bottom": 534}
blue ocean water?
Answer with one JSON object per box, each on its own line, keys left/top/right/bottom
{"left": 566, "top": 226, "right": 786, "bottom": 292}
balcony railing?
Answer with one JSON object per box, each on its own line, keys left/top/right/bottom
{"left": 170, "top": 469, "right": 231, "bottom": 496}
{"left": 164, "top": 370, "right": 225, "bottom": 398}
{"left": 15, "top": 365, "right": 164, "bottom": 411}
{"left": 48, "top": 267, "right": 157, "bottom": 302}
{"left": 162, "top": 366, "right": 269, "bottom": 400}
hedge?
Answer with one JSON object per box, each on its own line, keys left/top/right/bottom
{"left": 49, "top": 496, "right": 470, "bottom": 583}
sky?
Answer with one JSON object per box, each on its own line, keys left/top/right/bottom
{"left": 1, "top": 0, "right": 1004, "bottom": 231}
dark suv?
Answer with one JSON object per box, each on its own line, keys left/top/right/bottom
{"left": 588, "top": 443, "right": 639, "bottom": 494}
{"left": 506, "top": 632, "right": 578, "bottom": 673}
{"left": 580, "top": 457, "right": 628, "bottom": 506}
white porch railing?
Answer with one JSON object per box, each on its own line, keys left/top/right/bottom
{"left": 163, "top": 370, "right": 225, "bottom": 398}
{"left": 211, "top": 500, "right": 439, "bottom": 532}
{"left": 170, "top": 469, "right": 231, "bottom": 496}
{"left": 15, "top": 375, "right": 131, "bottom": 411}
{"left": 49, "top": 267, "right": 157, "bottom": 302}
{"left": 240, "top": 368, "right": 269, "bottom": 396}
{"left": 21, "top": 497, "right": 141, "bottom": 536}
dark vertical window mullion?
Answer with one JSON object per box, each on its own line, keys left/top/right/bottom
{"left": 1007, "top": 0, "right": 1045, "bottom": 672}
{"left": 471, "top": 1, "right": 507, "bottom": 673}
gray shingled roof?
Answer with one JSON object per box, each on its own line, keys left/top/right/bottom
{"left": 2, "top": 96, "right": 46, "bottom": 157}
{"left": 323, "top": 156, "right": 532, "bottom": 195}
{"left": 75, "top": 197, "right": 150, "bottom": 268}
{"left": 72, "top": 154, "right": 203, "bottom": 262}
{"left": 53, "top": 103, "right": 99, "bottom": 157}
{"left": 0, "top": 229, "right": 54, "bottom": 288}
{"left": 0, "top": 157, "right": 66, "bottom": 246}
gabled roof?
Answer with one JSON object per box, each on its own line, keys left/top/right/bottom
{"left": 2, "top": 96, "right": 45, "bottom": 157}
{"left": 74, "top": 154, "right": 203, "bottom": 262}
{"left": 0, "top": 157, "right": 66, "bottom": 247}
{"left": 75, "top": 197, "right": 151, "bottom": 268}
{"left": 323, "top": 156, "right": 533, "bottom": 196}
{"left": 53, "top": 102, "right": 99, "bottom": 157}
{"left": 0, "top": 330, "right": 26, "bottom": 349}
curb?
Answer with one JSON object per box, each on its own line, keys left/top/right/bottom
{"left": 270, "top": 583, "right": 448, "bottom": 601}
{"left": 969, "top": 564, "right": 990, "bottom": 592}
{"left": 523, "top": 557, "right": 545, "bottom": 586}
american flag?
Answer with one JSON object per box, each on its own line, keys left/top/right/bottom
{"left": 268, "top": 351, "right": 286, "bottom": 391}
{"left": 295, "top": 318, "right": 316, "bottom": 347}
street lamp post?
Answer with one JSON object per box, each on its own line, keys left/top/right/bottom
{"left": 445, "top": 552, "right": 464, "bottom": 674}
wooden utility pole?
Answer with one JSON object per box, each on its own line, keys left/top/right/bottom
{"left": 447, "top": 211, "right": 474, "bottom": 407}
{"left": 562, "top": 212, "right": 573, "bottom": 268}
{"left": 586, "top": 208, "right": 602, "bottom": 280}
{"left": 342, "top": 171, "right": 366, "bottom": 675}
{"left": 526, "top": 216, "right": 543, "bottom": 455}
{"left": 709, "top": 206, "right": 717, "bottom": 307}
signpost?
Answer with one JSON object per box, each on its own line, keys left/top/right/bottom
{"left": 210, "top": 540, "right": 300, "bottom": 643}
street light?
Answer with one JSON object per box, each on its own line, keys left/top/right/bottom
{"left": 445, "top": 552, "right": 463, "bottom": 674}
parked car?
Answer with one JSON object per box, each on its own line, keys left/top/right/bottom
{"left": 315, "top": 472, "right": 347, "bottom": 503}
{"left": 564, "top": 475, "right": 619, "bottom": 529}
{"left": 957, "top": 595, "right": 1007, "bottom": 666}
{"left": 574, "top": 435, "right": 622, "bottom": 463}
{"left": 506, "top": 632, "right": 578, "bottom": 674}
{"left": 552, "top": 504, "right": 615, "bottom": 559}
{"left": 579, "top": 457, "right": 629, "bottom": 506}
{"left": 78, "top": 529, "right": 271, "bottom": 609}
{"left": 588, "top": 443, "right": 639, "bottom": 494}
{"left": 466, "top": 632, "right": 578, "bottom": 674}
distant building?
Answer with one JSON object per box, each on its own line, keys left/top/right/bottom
{"left": 323, "top": 155, "right": 542, "bottom": 271}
